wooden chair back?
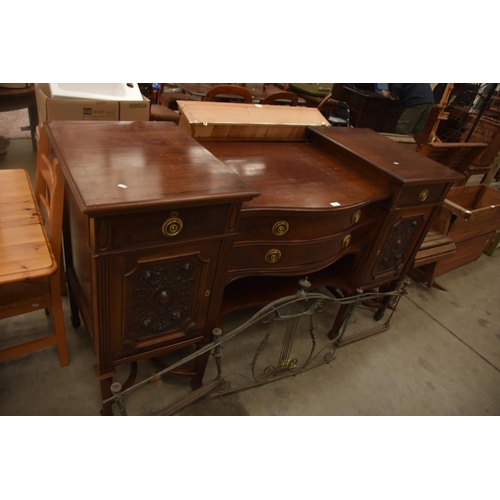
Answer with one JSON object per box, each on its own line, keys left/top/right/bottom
{"left": 203, "top": 85, "right": 253, "bottom": 103}
{"left": 0, "top": 124, "right": 69, "bottom": 367}
{"left": 36, "top": 127, "right": 65, "bottom": 266}
{"left": 317, "top": 92, "right": 334, "bottom": 112}
{"left": 261, "top": 91, "right": 299, "bottom": 106}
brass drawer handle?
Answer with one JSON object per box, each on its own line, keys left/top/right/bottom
{"left": 342, "top": 234, "right": 351, "bottom": 249}
{"left": 419, "top": 189, "right": 429, "bottom": 202}
{"left": 272, "top": 220, "right": 289, "bottom": 236}
{"left": 352, "top": 210, "right": 361, "bottom": 224}
{"left": 162, "top": 217, "right": 183, "bottom": 237}
{"left": 265, "top": 249, "right": 282, "bottom": 264}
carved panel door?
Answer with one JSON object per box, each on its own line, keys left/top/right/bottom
{"left": 105, "top": 240, "right": 222, "bottom": 362}
{"left": 364, "top": 206, "right": 435, "bottom": 286}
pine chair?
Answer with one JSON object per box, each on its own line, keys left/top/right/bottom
{"left": 0, "top": 124, "right": 69, "bottom": 366}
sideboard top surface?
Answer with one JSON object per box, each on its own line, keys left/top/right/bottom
{"left": 202, "top": 140, "right": 390, "bottom": 210}
{"left": 45, "top": 120, "right": 260, "bottom": 215}
{"left": 310, "top": 127, "right": 465, "bottom": 186}
{"left": 46, "top": 120, "right": 464, "bottom": 217}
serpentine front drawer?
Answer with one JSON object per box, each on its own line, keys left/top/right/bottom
{"left": 228, "top": 223, "right": 375, "bottom": 277}
{"left": 234, "top": 202, "right": 383, "bottom": 243}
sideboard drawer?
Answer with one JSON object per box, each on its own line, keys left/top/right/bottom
{"left": 235, "top": 202, "right": 383, "bottom": 243}
{"left": 397, "top": 184, "right": 447, "bottom": 207}
{"left": 92, "top": 204, "right": 229, "bottom": 252}
{"left": 229, "top": 223, "right": 375, "bottom": 275}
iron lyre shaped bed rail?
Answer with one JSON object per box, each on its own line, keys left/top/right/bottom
{"left": 104, "top": 278, "right": 409, "bottom": 415}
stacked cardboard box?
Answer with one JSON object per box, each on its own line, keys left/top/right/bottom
{"left": 35, "top": 83, "right": 150, "bottom": 123}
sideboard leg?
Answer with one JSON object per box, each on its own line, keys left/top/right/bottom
{"left": 190, "top": 340, "right": 211, "bottom": 390}
{"left": 374, "top": 281, "right": 398, "bottom": 322}
{"left": 328, "top": 303, "right": 351, "bottom": 342}
{"left": 93, "top": 365, "right": 116, "bottom": 416}
{"left": 100, "top": 378, "right": 115, "bottom": 416}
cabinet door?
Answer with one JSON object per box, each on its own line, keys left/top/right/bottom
{"left": 364, "top": 206, "right": 434, "bottom": 286}
{"left": 105, "top": 240, "right": 221, "bottom": 362}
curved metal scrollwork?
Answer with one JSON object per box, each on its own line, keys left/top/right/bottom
{"left": 103, "top": 278, "right": 409, "bottom": 415}
{"left": 251, "top": 296, "right": 327, "bottom": 382}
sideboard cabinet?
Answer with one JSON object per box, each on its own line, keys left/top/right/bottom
{"left": 45, "top": 110, "right": 462, "bottom": 414}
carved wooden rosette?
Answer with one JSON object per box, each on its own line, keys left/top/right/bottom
{"left": 132, "top": 263, "right": 194, "bottom": 332}
{"left": 122, "top": 253, "right": 209, "bottom": 348}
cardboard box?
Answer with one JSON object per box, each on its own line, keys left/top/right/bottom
{"left": 177, "top": 101, "right": 330, "bottom": 141}
{"left": 35, "top": 83, "right": 150, "bottom": 123}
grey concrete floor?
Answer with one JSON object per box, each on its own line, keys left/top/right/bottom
{"left": 1, "top": 138, "right": 500, "bottom": 416}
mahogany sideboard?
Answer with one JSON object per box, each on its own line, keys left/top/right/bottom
{"left": 45, "top": 117, "right": 462, "bottom": 415}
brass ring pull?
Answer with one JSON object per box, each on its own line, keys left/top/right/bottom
{"left": 419, "top": 189, "right": 429, "bottom": 202}
{"left": 162, "top": 217, "right": 183, "bottom": 237}
{"left": 272, "top": 220, "right": 289, "bottom": 236}
{"left": 265, "top": 249, "right": 282, "bottom": 264}
{"left": 342, "top": 234, "right": 351, "bottom": 249}
{"left": 351, "top": 210, "right": 361, "bottom": 224}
